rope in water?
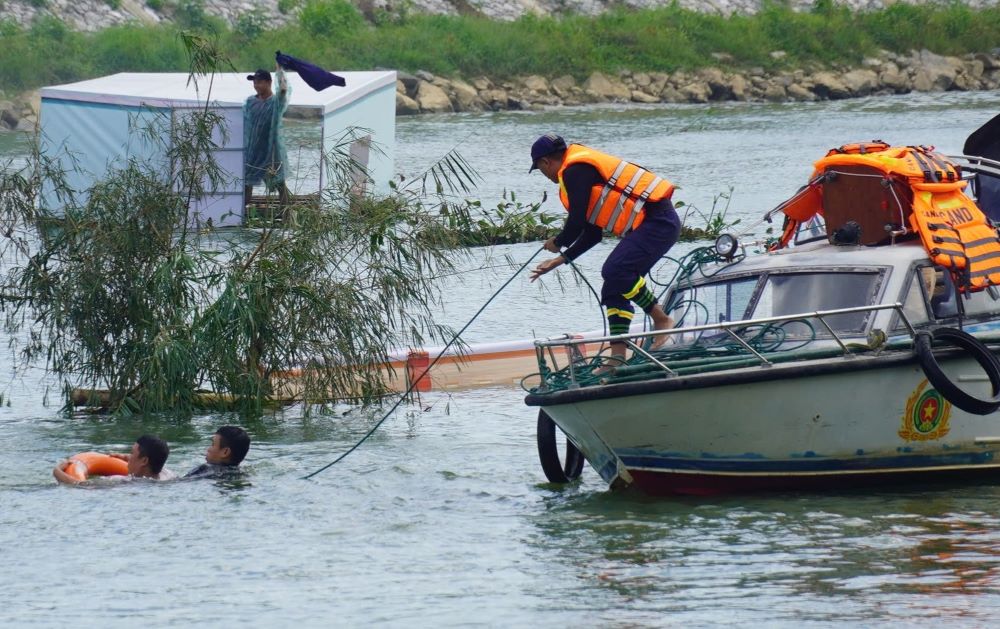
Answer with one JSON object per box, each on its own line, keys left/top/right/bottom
{"left": 303, "top": 243, "right": 765, "bottom": 476}
{"left": 301, "top": 246, "right": 545, "bottom": 480}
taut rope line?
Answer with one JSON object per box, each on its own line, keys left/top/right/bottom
{"left": 301, "top": 246, "right": 545, "bottom": 480}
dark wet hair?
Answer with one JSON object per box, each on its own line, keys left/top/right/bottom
{"left": 135, "top": 434, "right": 169, "bottom": 474}
{"left": 216, "top": 426, "right": 251, "bottom": 465}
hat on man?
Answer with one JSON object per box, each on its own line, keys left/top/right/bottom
{"left": 529, "top": 133, "right": 567, "bottom": 172}
{"left": 247, "top": 69, "right": 272, "bottom": 82}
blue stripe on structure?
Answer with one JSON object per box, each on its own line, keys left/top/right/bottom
{"left": 617, "top": 450, "right": 997, "bottom": 473}
{"left": 41, "top": 97, "right": 150, "bottom": 112}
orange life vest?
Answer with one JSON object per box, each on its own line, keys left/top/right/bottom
{"left": 770, "top": 143, "right": 1000, "bottom": 292}
{"left": 908, "top": 180, "right": 1000, "bottom": 289}
{"left": 557, "top": 144, "right": 675, "bottom": 236}
{"left": 825, "top": 140, "right": 891, "bottom": 156}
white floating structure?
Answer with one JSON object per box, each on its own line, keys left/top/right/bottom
{"left": 39, "top": 70, "right": 397, "bottom": 226}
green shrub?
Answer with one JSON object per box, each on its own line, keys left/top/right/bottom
{"left": 29, "top": 14, "right": 69, "bottom": 41}
{"left": 0, "top": 18, "right": 20, "bottom": 37}
{"left": 90, "top": 25, "right": 186, "bottom": 73}
{"left": 174, "top": 0, "right": 224, "bottom": 32}
{"left": 0, "top": 16, "right": 87, "bottom": 90}
{"left": 146, "top": 0, "right": 164, "bottom": 10}
{"left": 298, "top": 0, "right": 365, "bottom": 37}
{"left": 277, "top": 0, "right": 301, "bottom": 15}
{"left": 235, "top": 9, "right": 268, "bottom": 40}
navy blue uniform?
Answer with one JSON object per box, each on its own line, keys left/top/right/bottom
{"left": 556, "top": 163, "right": 680, "bottom": 330}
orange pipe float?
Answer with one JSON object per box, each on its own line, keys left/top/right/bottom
{"left": 61, "top": 452, "right": 129, "bottom": 482}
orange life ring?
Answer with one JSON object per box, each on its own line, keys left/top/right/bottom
{"left": 62, "top": 452, "right": 129, "bottom": 482}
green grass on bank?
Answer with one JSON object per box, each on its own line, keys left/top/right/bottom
{"left": 2, "top": 0, "right": 1000, "bottom": 92}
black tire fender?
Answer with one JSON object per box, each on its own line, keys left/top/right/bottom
{"left": 536, "top": 409, "right": 585, "bottom": 483}
{"left": 914, "top": 327, "right": 1000, "bottom": 415}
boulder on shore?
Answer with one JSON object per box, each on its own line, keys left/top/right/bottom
{"left": 449, "top": 79, "right": 483, "bottom": 111}
{"left": 810, "top": 72, "right": 851, "bottom": 99}
{"left": 910, "top": 50, "right": 957, "bottom": 91}
{"left": 395, "top": 92, "right": 420, "bottom": 116}
{"left": 0, "top": 101, "right": 19, "bottom": 130}
{"left": 582, "top": 72, "right": 631, "bottom": 101}
{"left": 415, "top": 81, "right": 453, "bottom": 113}
{"left": 841, "top": 69, "right": 879, "bottom": 96}
{"left": 679, "top": 82, "right": 711, "bottom": 103}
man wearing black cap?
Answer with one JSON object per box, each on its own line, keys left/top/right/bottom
{"left": 529, "top": 133, "right": 680, "bottom": 369}
{"left": 244, "top": 67, "right": 291, "bottom": 206}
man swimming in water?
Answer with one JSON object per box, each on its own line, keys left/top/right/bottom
{"left": 185, "top": 426, "right": 251, "bottom": 479}
{"left": 53, "top": 435, "right": 173, "bottom": 484}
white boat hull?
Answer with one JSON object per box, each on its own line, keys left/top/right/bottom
{"left": 533, "top": 351, "right": 1000, "bottom": 494}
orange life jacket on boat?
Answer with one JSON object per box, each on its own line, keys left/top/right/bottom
{"left": 770, "top": 143, "right": 1000, "bottom": 292}
{"left": 825, "top": 140, "right": 892, "bottom": 156}
{"left": 557, "top": 144, "right": 675, "bottom": 236}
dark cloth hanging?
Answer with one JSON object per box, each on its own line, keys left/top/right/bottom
{"left": 963, "top": 113, "right": 1000, "bottom": 221}
{"left": 275, "top": 51, "right": 346, "bottom": 91}
{"left": 964, "top": 112, "right": 1000, "bottom": 161}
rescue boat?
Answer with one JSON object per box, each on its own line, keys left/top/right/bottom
{"left": 524, "top": 136, "right": 1000, "bottom": 495}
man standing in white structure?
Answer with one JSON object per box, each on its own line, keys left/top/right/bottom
{"left": 244, "top": 67, "right": 291, "bottom": 206}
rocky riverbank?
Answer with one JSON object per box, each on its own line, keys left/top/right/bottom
{"left": 3, "top": 47, "right": 997, "bottom": 131}
{"left": 394, "top": 48, "right": 1000, "bottom": 116}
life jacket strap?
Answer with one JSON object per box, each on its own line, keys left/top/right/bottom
{"left": 605, "top": 168, "right": 646, "bottom": 232}
{"left": 587, "top": 161, "right": 628, "bottom": 224}
{"left": 909, "top": 148, "right": 938, "bottom": 183}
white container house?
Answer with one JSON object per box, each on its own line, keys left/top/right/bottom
{"left": 38, "top": 70, "right": 397, "bottom": 227}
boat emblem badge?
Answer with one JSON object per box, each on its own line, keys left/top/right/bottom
{"left": 899, "top": 379, "right": 952, "bottom": 441}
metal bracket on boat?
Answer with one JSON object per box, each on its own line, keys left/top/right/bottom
{"left": 895, "top": 305, "right": 917, "bottom": 338}
{"left": 721, "top": 328, "right": 773, "bottom": 366}
{"left": 539, "top": 333, "right": 586, "bottom": 389}
{"left": 886, "top": 227, "right": 909, "bottom": 246}
{"left": 624, "top": 340, "right": 676, "bottom": 376}
{"left": 812, "top": 313, "right": 851, "bottom": 355}
{"left": 812, "top": 303, "right": 910, "bottom": 356}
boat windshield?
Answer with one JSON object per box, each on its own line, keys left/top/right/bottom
{"left": 752, "top": 272, "right": 881, "bottom": 334}
{"left": 668, "top": 270, "right": 882, "bottom": 338}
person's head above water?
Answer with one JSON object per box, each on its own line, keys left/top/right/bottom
{"left": 205, "top": 426, "right": 251, "bottom": 466}
{"left": 129, "top": 435, "right": 170, "bottom": 477}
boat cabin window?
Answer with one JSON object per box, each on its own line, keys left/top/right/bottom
{"left": 912, "top": 265, "right": 1000, "bottom": 323}
{"left": 895, "top": 268, "right": 931, "bottom": 329}
{"left": 667, "top": 276, "right": 758, "bottom": 328}
{"left": 794, "top": 215, "right": 827, "bottom": 246}
{"left": 752, "top": 272, "right": 881, "bottom": 333}
{"left": 668, "top": 270, "right": 882, "bottom": 336}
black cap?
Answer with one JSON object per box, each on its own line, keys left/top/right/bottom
{"left": 247, "top": 69, "right": 272, "bottom": 82}
{"left": 529, "top": 133, "right": 567, "bottom": 172}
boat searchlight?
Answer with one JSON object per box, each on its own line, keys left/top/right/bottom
{"left": 714, "top": 233, "right": 740, "bottom": 259}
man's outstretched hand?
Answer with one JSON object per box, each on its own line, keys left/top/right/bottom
{"left": 530, "top": 256, "right": 564, "bottom": 282}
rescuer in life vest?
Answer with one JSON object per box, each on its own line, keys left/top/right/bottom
{"left": 528, "top": 134, "right": 680, "bottom": 370}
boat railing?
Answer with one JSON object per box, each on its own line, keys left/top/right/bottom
{"left": 533, "top": 302, "right": 915, "bottom": 389}
{"left": 948, "top": 154, "right": 1000, "bottom": 179}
